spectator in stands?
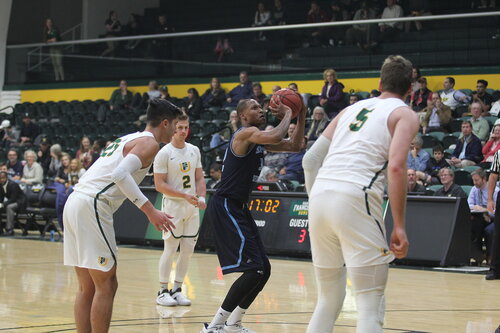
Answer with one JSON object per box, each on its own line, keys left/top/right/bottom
{"left": 91, "top": 139, "right": 106, "bottom": 164}
{"left": 320, "top": 68, "right": 346, "bottom": 118}
{"left": 288, "top": 82, "right": 309, "bottom": 108}
{"left": 140, "top": 80, "right": 161, "bottom": 108}
{"left": 101, "top": 10, "right": 122, "bottom": 57}
{"left": 44, "top": 18, "right": 64, "bottom": 81}
{"left": 279, "top": 136, "right": 307, "bottom": 183}
{"left": 307, "top": 106, "right": 329, "bottom": 141}
{"left": 349, "top": 93, "right": 359, "bottom": 105}
{"left": 440, "top": 77, "right": 470, "bottom": 113}
{"left": 251, "top": 83, "right": 266, "bottom": 106}
{"left": 325, "top": 1, "right": 346, "bottom": 47}
{"left": 410, "top": 67, "right": 422, "bottom": 93}
{"left": 470, "top": 102, "right": 490, "bottom": 141}
{"left": 225, "top": 71, "right": 253, "bottom": 108}
{"left": 287, "top": 123, "right": 296, "bottom": 139}
{"left": 20, "top": 150, "right": 43, "bottom": 185}
{"left": 159, "top": 85, "right": 176, "bottom": 104}
{"left": 76, "top": 136, "right": 94, "bottom": 169}
{"left": 433, "top": 167, "right": 467, "bottom": 198}
{"left": 68, "top": 158, "right": 86, "bottom": 184}
{"left": 214, "top": 36, "right": 234, "bottom": 62}
{"left": 210, "top": 110, "right": 239, "bottom": 153}
{"left": 0, "top": 120, "right": 18, "bottom": 148}
{"left": 473, "top": 79, "right": 495, "bottom": 113}
{"left": 37, "top": 136, "right": 51, "bottom": 176}
{"left": 110, "top": 80, "right": 133, "bottom": 111}
{"left": 405, "top": 0, "right": 431, "bottom": 32}
{"left": 183, "top": 88, "right": 203, "bottom": 120}
{"left": 201, "top": 77, "right": 226, "bottom": 108}
{"left": 448, "top": 121, "right": 483, "bottom": 168}
{"left": 124, "top": 14, "right": 142, "bottom": 50}
{"left": 265, "top": 169, "right": 280, "bottom": 182}
{"left": 424, "top": 145, "right": 450, "bottom": 185}
{"left": 270, "top": 0, "right": 286, "bottom": 25}
{"left": 407, "top": 135, "right": 430, "bottom": 173}
{"left": 407, "top": 168, "right": 426, "bottom": 194}
{"left": 207, "top": 163, "right": 222, "bottom": 189}
{"left": 370, "top": 89, "right": 381, "bottom": 97}
{"left": 378, "top": 0, "right": 404, "bottom": 42}
{"left": 345, "top": 1, "right": 377, "bottom": 49}
{"left": 6, "top": 149, "right": 23, "bottom": 181}
{"left": 481, "top": 124, "right": 500, "bottom": 169}
{"left": 54, "top": 153, "right": 71, "bottom": 185}
{"left": 272, "top": 85, "right": 281, "bottom": 93}
{"left": 421, "top": 92, "right": 451, "bottom": 134}
{"left": 306, "top": 0, "right": 329, "bottom": 47}
{"left": 18, "top": 113, "right": 39, "bottom": 146}
{"left": 410, "top": 77, "right": 433, "bottom": 112}
{"left": 468, "top": 168, "right": 496, "bottom": 264}
{"left": 0, "top": 171, "right": 26, "bottom": 236}
{"left": 47, "top": 143, "right": 63, "bottom": 178}
{"left": 252, "top": 2, "right": 271, "bottom": 41}
{"left": 262, "top": 141, "right": 288, "bottom": 175}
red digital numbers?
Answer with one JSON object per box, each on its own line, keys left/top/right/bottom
{"left": 298, "top": 228, "right": 307, "bottom": 243}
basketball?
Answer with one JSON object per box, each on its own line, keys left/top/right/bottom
{"left": 269, "top": 88, "right": 303, "bottom": 119}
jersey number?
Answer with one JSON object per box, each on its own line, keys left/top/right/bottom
{"left": 101, "top": 139, "right": 122, "bottom": 157}
{"left": 349, "top": 108, "right": 373, "bottom": 132}
{"left": 182, "top": 175, "right": 191, "bottom": 189}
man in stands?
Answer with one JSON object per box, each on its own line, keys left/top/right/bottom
{"left": 473, "top": 79, "right": 494, "bottom": 113}
{"left": 470, "top": 102, "right": 490, "bottom": 142}
{"left": 109, "top": 80, "right": 133, "bottom": 111}
{"left": 410, "top": 77, "right": 433, "bottom": 112}
{"left": 6, "top": 149, "right": 23, "bottom": 181}
{"left": 379, "top": 0, "right": 404, "bottom": 42}
{"left": 0, "top": 120, "right": 18, "bottom": 148}
{"left": 421, "top": 92, "right": 451, "bottom": 134}
{"left": 279, "top": 136, "right": 307, "bottom": 183}
{"left": 251, "top": 83, "right": 266, "bottom": 106}
{"left": 407, "top": 169, "right": 426, "bottom": 194}
{"left": 440, "top": 77, "right": 469, "bottom": 114}
{"left": 18, "top": 113, "right": 39, "bottom": 146}
{"left": 407, "top": 136, "right": 429, "bottom": 177}
{"left": 433, "top": 168, "right": 467, "bottom": 197}
{"left": 448, "top": 121, "right": 483, "bottom": 168}
{"left": 225, "top": 71, "right": 253, "bottom": 108}
{"left": 0, "top": 171, "right": 26, "bottom": 236}
{"left": 349, "top": 94, "right": 359, "bottom": 105}
{"left": 206, "top": 163, "right": 222, "bottom": 189}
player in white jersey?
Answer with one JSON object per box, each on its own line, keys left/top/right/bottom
{"left": 153, "top": 113, "right": 206, "bottom": 306}
{"left": 303, "top": 55, "right": 419, "bottom": 333}
{"left": 63, "top": 99, "right": 182, "bottom": 333}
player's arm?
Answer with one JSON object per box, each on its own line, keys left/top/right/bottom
{"left": 154, "top": 172, "right": 199, "bottom": 206}
{"left": 112, "top": 137, "right": 175, "bottom": 232}
{"left": 265, "top": 103, "right": 307, "bottom": 152}
{"left": 387, "top": 107, "right": 419, "bottom": 259}
{"left": 195, "top": 167, "right": 207, "bottom": 209}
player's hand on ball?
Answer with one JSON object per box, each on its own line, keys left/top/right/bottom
{"left": 269, "top": 99, "right": 292, "bottom": 120}
{"left": 390, "top": 227, "right": 409, "bottom": 259}
{"left": 149, "top": 209, "right": 175, "bottom": 232}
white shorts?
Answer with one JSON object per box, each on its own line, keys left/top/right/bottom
{"left": 162, "top": 196, "right": 200, "bottom": 240}
{"left": 308, "top": 180, "right": 395, "bottom": 268}
{"left": 63, "top": 191, "right": 118, "bottom": 272}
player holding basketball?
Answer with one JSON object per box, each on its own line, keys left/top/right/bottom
{"left": 63, "top": 99, "right": 182, "bottom": 333}
{"left": 303, "top": 55, "right": 419, "bottom": 333}
{"left": 154, "top": 113, "right": 206, "bottom": 306}
{"left": 201, "top": 98, "right": 305, "bottom": 333}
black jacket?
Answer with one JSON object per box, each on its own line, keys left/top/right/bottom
{"left": 0, "top": 181, "right": 27, "bottom": 209}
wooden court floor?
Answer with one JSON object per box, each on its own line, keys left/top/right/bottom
{"left": 0, "top": 238, "right": 499, "bottom": 333}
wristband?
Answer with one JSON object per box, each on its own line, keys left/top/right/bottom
{"left": 197, "top": 196, "right": 206, "bottom": 204}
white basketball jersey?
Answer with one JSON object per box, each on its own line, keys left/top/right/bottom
{"left": 74, "top": 131, "right": 154, "bottom": 205}
{"left": 153, "top": 142, "right": 202, "bottom": 199}
{"left": 316, "top": 97, "right": 406, "bottom": 197}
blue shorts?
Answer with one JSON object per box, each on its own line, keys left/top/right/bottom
{"left": 205, "top": 194, "right": 267, "bottom": 274}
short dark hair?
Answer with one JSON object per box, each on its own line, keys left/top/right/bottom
{"left": 477, "top": 79, "right": 488, "bottom": 87}
{"left": 446, "top": 77, "right": 455, "bottom": 86}
{"left": 146, "top": 98, "right": 182, "bottom": 127}
{"left": 252, "top": 82, "right": 262, "bottom": 89}
{"left": 471, "top": 168, "right": 487, "bottom": 179}
{"left": 432, "top": 145, "right": 444, "bottom": 154}
{"left": 210, "top": 162, "right": 222, "bottom": 172}
{"left": 380, "top": 55, "right": 413, "bottom": 97}
{"left": 462, "top": 120, "right": 472, "bottom": 128}
{"left": 288, "top": 82, "right": 298, "bottom": 89}
{"left": 236, "top": 99, "right": 253, "bottom": 116}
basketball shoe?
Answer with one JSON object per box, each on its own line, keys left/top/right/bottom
{"left": 171, "top": 288, "right": 191, "bottom": 306}
{"left": 156, "top": 289, "right": 177, "bottom": 306}
{"left": 224, "top": 323, "right": 256, "bottom": 333}
{"left": 200, "top": 323, "right": 224, "bottom": 333}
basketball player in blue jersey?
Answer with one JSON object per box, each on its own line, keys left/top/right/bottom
{"left": 201, "top": 99, "right": 306, "bottom": 333}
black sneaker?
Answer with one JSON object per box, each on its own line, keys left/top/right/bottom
{"left": 485, "top": 270, "right": 500, "bottom": 280}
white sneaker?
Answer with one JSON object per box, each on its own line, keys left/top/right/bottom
{"left": 156, "top": 289, "right": 177, "bottom": 306}
{"left": 224, "top": 323, "right": 256, "bottom": 333}
{"left": 171, "top": 288, "right": 191, "bottom": 306}
{"left": 200, "top": 323, "right": 224, "bottom": 333}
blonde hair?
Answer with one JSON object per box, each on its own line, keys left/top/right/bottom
{"left": 323, "top": 68, "right": 337, "bottom": 82}
{"left": 70, "top": 158, "right": 82, "bottom": 172}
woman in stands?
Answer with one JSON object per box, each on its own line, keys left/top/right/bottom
{"left": 47, "top": 144, "right": 63, "bottom": 178}
{"left": 481, "top": 124, "right": 500, "bottom": 169}
{"left": 44, "top": 18, "right": 64, "bottom": 81}
{"left": 20, "top": 150, "right": 43, "bottom": 185}
{"left": 54, "top": 153, "right": 71, "bottom": 184}
{"left": 319, "top": 68, "right": 346, "bottom": 119}
{"left": 201, "top": 77, "right": 226, "bottom": 108}
{"left": 184, "top": 88, "right": 203, "bottom": 120}
{"left": 307, "top": 106, "right": 330, "bottom": 142}
{"left": 76, "top": 136, "right": 94, "bottom": 169}
{"left": 68, "top": 158, "right": 86, "bottom": 185}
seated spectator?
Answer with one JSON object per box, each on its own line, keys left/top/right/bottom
{"left": 410, "top": 77, "right": 433, "bottom": 112}
{"left": 433, "top": 168, "right": 467, "bottom": 198}
{"left": 47, "top": 143, "right": 63, "bottom": 178}
{"left": 470, "top": 102, "right": 490, "bottom": 142}
{"left": 306, "top": 0, "right": 329, "bottom": 47}
{"left": 210, "top": 110, "right": 240, "bottom": 154}
{"left": 68, "top": 158, "right": 86, "bottom": 184}
{"left": 201, "top": 77, "right": 226, "bottom": 108}
{"left": 448, "top": 121, "right": 483, "bottom": 168}
{"left": 481, "top": 124, "right": 500, "bottom": 169}
{"left": 472, "top": 79, "right": 495, "bottom": 113}
{"left": 37, "top": 136, "right": 51, "bottom": 176}
{"left": 270, "top": 0, "right": 286, "bottom": 25}
{"left": 91, "top": 139, "right": 106, "bottom": 163}
{"left": 279, "top": 136, "right": 307, "bottom": 183}
{"left": 345, "top": 1, "right": 377, "bottom": 48}
{"left": 287, "top": 123, "right": 296, "bottom": 138}
{"left": 54, "top": 153, "right": 71, "bottom": 184}
{"left": 214, "top": 37, "right": 234, "bottom": 62}
{"left": 76, "top": 136, "right": 94, "bottom": 170}
{"left": 207, "top": 163, "right": 222, "bottom": 189}
{"left": 251, "top": 83, "right": 266, "bottom": 106}
{"left": 252, "top": 2, "right": 271, "bottom": 41}
{"left": 468, "top": 168, "right": 497, "bottom": 264}
{"left": 0, "top": 120, "right": 19, "bottom": 148}
{"left": 421, "top": 92, "right": 452, "bottom": 134}
{"left": 6, "top": 149, "right": 23, "bottom": 181}
{"left": 272, "top": 85, "right": 281, "bottom": 93}
{"left": 140, "top": 80, "right": 161, "bottom": 108}
{"left": 307, "top": 106, "right": 329, "bottom": 141}
{"left": 288, "top": 82, "right": 309, "bottom": 109}
{"left": 183, "top": 88, "right": 203, "bottom": 120}
{"left": 262, "top": 146, "right": 288, "bottom": 175}
{"left": 370, "top": 89, "right": 381, "bottom": 98}
{"left": 405, "top": 0, "right": 431, "bottom": 32}
{"left": 20, "top": 150, "right": 43, "bottom": 185}
{"left": 407, "top": 168, "right": 426, "bottom": 194}
{"left": 320, "top": 68, "right": 346, "bottom": 118}
{"left": 225, "top": 71, "right": 253, "bottom": 108}
{"left": 424, "top": 145, "right": 450, "bottom": 185}
{"left": 0, "top": 171, "right": 26, "bottom": 236}
{"left": 410, "top": 67, "right": 422, "bottom": 93}
{"left": 18, "top": 113, "right": 39, "bottom": 146}
{"left": 407, "top": 135, "right": 430, "bottom": 174}
{"left": 110, "top": 80, "right": 133, "bottom": 111}
{"left": 378, "top": 0, "right": 404, "bottom": 42}
{"left": 349, "top": 93, "right": 359, "bottom": 105}
{"left": 124, "top": 13, "right": 142, "bottom": 50}
{"left": 440, "top": 77, "right": 470, "bottom": 114}
{"left": 101, "top": 10, "right": 122, "bottom": 57}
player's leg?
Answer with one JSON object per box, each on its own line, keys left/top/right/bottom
{"left": 158, "top": 235, "right": 180, "bottom": 306}
{"left": 87, "top": 265, "right": 118, "bottom": 333}
{"left": 171, "top": 237, "right": 196, "bottom": 305}
{"left": 74, "top": 267, "right": 95, "bottom": 333}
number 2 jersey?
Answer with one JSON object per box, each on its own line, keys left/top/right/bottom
{"left": 315, "top": 97, "right": 407, "bottom": 198}
{"left": 74, "top": 131, "right": 154, "bottom": 206}
{"left": 153, "top": 142, "right": 202, "bottom": 199}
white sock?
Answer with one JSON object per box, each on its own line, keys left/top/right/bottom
{"left": 208, "top": 307, "right": 231, "bottom": 328}
{"left": 226, "top": 306, "right": 246, "bottom": 326}
{"left": 160, "top": 282, "right": 169, "bottom": 292}
{"left": 172, "top": 281, "right": 183, "bottom": 291}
